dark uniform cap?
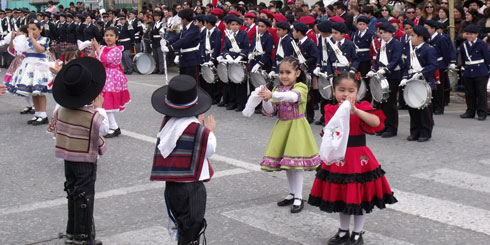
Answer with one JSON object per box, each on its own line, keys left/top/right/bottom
{"left": 5, "top": 9, "right": 12, "bottom": 13}
{"left": 118, "top": 14, "right": 126, "bottom": 20}
{"left": 96, "top": 20, "right": 104, "bottom": 26}
{"left": 285, "top": 14, "right": 295, "bottom": 23}
{"left": 0, "top": 10, "right": 5, "bottom": 14}
{"left": 464, "top": 24, "right": 480, "bottom": 33}
{"left": 424, "top": 20, "right": 438, "bottom": 28}
{"left": 403, "top": 19, "right": 414, "bottom": 27}
{"left": 293, "top": 22, "right": 308, "bottom": 35}
{"left": 226, "top": 15, "right": 243, "bottom": 25}
{"left": 356, "top": 16, "right": 369, "bottom": 24}
{"left": 130, "top": 10, "right": 138, "bottom": 15}
{"left": 102, "top": 13, "right": 109, "bottom": 17}
{"left": 196, "top": 14, "right": 205, "bottom": 22}
{"left": 257, "top": 18, "right": 272, "bottom": 27}
{"left": 276, "top": 21, "right": 290, "bottom": 31}
{"left": 76, "top": 14, "right": 85, "bottom": 19}
{"left": 178, "top": 8, "right": 194, "bottom": 20}
{"left": 332, "top": 22, "right": 348, "bottom": 33}
{"left": 317, "top": 20, "right": 332, "bottom": 33}
{"left": 413, "top": 25, "right": 430, "bottom": 40}
{"left": 59, "top": 13, "right": 66, "bottom": 18}
{"left": 204, "top": 14, "right": 217, "bottom": 24}
{"left": 379, "top": 22, "right": 396, "bottom": 33}
{"left": 66, "top": 13, "right": 74, "bottom": 19}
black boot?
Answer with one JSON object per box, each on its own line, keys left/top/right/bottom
{"left": 178, "top": 220, "right": 206, "bottom": 245}
{"left": 328, "top": 229, "right": 350, "bottom": 245}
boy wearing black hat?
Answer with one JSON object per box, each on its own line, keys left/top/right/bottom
{"left": 52, "top": 57, "right": 109, "bottom": 245}
{"left": 249, "top": 18, "right": 273, "bottom": 75}
{"left": 312, "top": 20, "right": 333, "bottom": 125}
{"left": 217, "top": 15, "right": 249, "bottom": 111}
{"left": 151, "top": 11, "right": 165, "bottom": 74}
{"left": 200, "top": 15, "right": 222, "bottom": 104}
{"left": 150, "top": 75, "right": 216, "bottom": 245}
{"left": 352, "top": 16, "right": 374, "bottom": 101}
{"left": 128, "top": 10, "right": 143, "bottom": 54}
{"left": 270, "top": 21, "right": 294, "bottom": 77}
{"left": 400, "top": 25, "right": 438, "bottom": 142}
{"left": 325, "top": 22, "right": 359, "bottom": 75}
{"left": 459, "top": 24, "right": 490, "bottom": 121}
{"left": 367, "top": 22, "right": 403, "bottom": 138}
{"left": 0, "top": 9, "right": 11, "bottom": 68}
{"left": 66, "top": 14, "right": 78, "bottom": 48}
{"left": 399, "top": 20, "right": 414, "bottom": 110}
{"left": 117, "top": 14, "right": 135, "bottom": 74}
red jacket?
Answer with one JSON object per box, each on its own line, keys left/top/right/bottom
{"left": 246, "top": 23, "right": 256, "bottom": 44}
{"left": 370, "top": 37, "right": 381, "bottom": 67}
{"left": 307, "top": 29, "right": 318, "bottom": 46}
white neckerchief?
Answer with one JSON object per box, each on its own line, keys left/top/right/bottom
{"left": 157, "top": 116, "right": 200, "bottom": 158}
{"left": 410, "top": 42, "right": 423, "bottom": 71}
{"left": 254, "top": 29, "right": 264, "bottom": 54}
{"left": 380, "top": 38, "right": 392, "bottom": 66}
{"left": 276, "top": 36, "right": 284, "bottom": 57}
{"left": 206, "top": 27, "right": 215, "bottom": 51}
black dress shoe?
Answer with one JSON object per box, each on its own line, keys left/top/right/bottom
{"left": 307, "top": 117, "right": 314, "bottom": 124}
{"left": 235, "top": 106, "right": 244, "bottom": 112}
{"left": 478, "top": 115, "right": 487, "bottom": 121}
{"left": 72, "top": 239, "right": 102, "bottom": 245}
{"left": 226, "top": 104, "right": 237, "bottom": 110}
{"left": 104, "top": 128, "right": 121, "bottom": 138}
{"left": 32, "top": 117, "right": 49, "bottom": 126}
{"left": 313, "top": 104, "right": 319, "bottom": 110}
{"left": 328, "top": 229, "right": 350, "bottom": 245}
{"left": 151, "top": 70, "right": 159, "bottom": 74}
{"left": 27, "top": 116, "right": 38, "bottom": 124}
{"left": 375, "top": 129, "right": 385, "bottom": 136}
{"left": 381, "top": 131, "right": 396, "bottom": 138}
{"left": 20, "top": 107, "right": 35, "bottom": 114}
{"left": 290, "top": 198, "right": 304, "bottom": 213}
{"left": 433, "top": 109, "right": 443, "bottom": 115}
{"left": 217, "top": 101, "right": 227, "bottom": 107}
{"left": 212, "top": 100, "right": 219, "bottom": 105}
{"left": 406, "top": 135, "right": 418, "bottom": 141}
{"left": 460, "top": 112, "right": 475, "bottom": 119}
{"left": 277, "top": 194, "right": 295, "bottom": 206}
{"left": 158, "top": 71, "right": 165, "bottom": 75}
{"left": 254, "top": 108, "right": 262, "bottom": 114}
{"left": 417, "top": 136, "right": 430, "bottom": 142}
{"left": 314, "top": 120, "right": 324, "bottom": 125}
{"left": 347, "top": 231, "right": 364, "bottom": 245}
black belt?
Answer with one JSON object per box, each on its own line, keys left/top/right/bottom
{"left": 347, "top": 135, "right": 366, "bottom": 147}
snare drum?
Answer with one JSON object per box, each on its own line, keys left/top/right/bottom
{"left": 250, "top": 70, "right": 268, "bottom": 87}
{"left": 201, "top": 65, "right": 217, "bottom": 84}
{"left": 318, "top": 75, "right": 333, "bottom": 100}
{"left": 228, "top": 63, "right": 247, "bottom": 83}
{"left": 403, "top": 79, "right": 432, "bottom": 109}
{"left": 217, "top": 63, "right": 229, "bottom": 83}
{"left": 357, "top": 79, "right": 367, "bottom": 101}
{"left": 133, "top": 53, "right": 156, "bottom": 75}
{"left": 369, "top": 75, "right": 390, "bottom": 102}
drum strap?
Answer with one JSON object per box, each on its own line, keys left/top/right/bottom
{"left": 379, "top": 41, "right": 389, "bottom": 66}
{"left": 291, "top": 40, "right": 307, "bottom": 64}
{"left": 327, "top": 38, "right": 349, "bottom": 66}
{"left": 205, "top": 29, "right": 212, "bottom": 53}
{"left": 409, "top": 42, "right": 423, "bottom": 73}
{"left": 226, "top": 31, "right": 241, "bottom": 53}
{"left": 276, "top": 37, "right": 284, "bottom": 58}
{"left": 253, "top": 28, "right": 264, "bottom": 56}
{"left": 463, "top": 42, "right": 473, "bottom": 63}
{"left": 321, "top": 37, "right": 329, "bottom": 65}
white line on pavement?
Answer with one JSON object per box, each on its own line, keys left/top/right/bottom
{"left": 127, "top": 81, "right": 161, "bottom": 88}
{"left": 411, "top": 168, "right": 490, "bottom": 194}
{"left": 99, "top": 225, "right": 173, "bottom": 245}
{"left": 0, "top": 168, "right": 250, "bottom": 216}
{"left": 222, "top": 202, "right": 415, "bottom": 245}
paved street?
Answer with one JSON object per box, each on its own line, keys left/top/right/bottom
{"left": 1, "top": 68, "right": 490, "bottom": 245}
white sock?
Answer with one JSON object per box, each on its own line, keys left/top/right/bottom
{"left": 353, "top": 214, "right": 366, "bottom": 233}
{"left": 339, "top": 213, "right": 351, "bottom": 233}
{"left": 292, "top": 170, "right": 303, "bottom": 205}
{"left": 38, "top": 112, "right": 47, "bottom": 118}
{"left": 107, "top": 112, "right": 118, "bottom": 129}
{"left": 25, "top": 96, "right": 33, "bottom": 107}
{"left": 285, "top": 170, "right": 295, "bottom": 199}
{"left": 34, "top": 112, "right": 40, "bottom": 117}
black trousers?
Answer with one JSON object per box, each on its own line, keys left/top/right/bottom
{"left": 306, "top": 89, "right": 315, "bottom": 121}
{"left": 153, "top": 48, "right": 165, "bottom": 73}
{"left": 122, "top": 49, "right": 133, "bottom": 73}
{"left": 433, "top": 69, "right": 448, "bottom": 113}
{"left": 408, "top": 105, "right": 433, "bottom": 138}
{"left": 380, "top": 78, "right": 400, "bottom": 134}
{"left": 180, "top": 66, "right": 200, "bottom": 85}
{"left": 199, "top": 67, "right": 221, "bottom": 103}
{"left": 229, "top": 82, "right": 248, "bottom": 108}
{"left": 166, "top": 181, "right": 206, "bottom": 245}
{"left": 464, "top": 76, "right": 488, "bottom": 116}
{"left": 64, "top": 160, "right": 97, "bottom": 244}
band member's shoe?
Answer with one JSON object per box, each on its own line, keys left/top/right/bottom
{"left": 417, "top": 136, "right": 430, "bottom": 142}
{"left": 72, "top": 240, "right": 102, "bottom": 245}
{"left": 290, "top": 198, "right": 304, "bottom": 213}
{"left": 159, "top": 71, "right": 165, "bottom": 75}
{"left": 32, "top": 117, "right": 49, "bottom": 126}
{"left": 235, "top": 106, "right": 244, "bottom": 112}
{"left": 307, "top": 117, "right": 314, "bottom": 124}
{"left": 212, "top": 99, "right": 219, "bottom": 105}
{"left": 460, "top": 112, "right": 475, "bottom": 119}
{"left": 406, "top": 135, "right": 419, "bottom": 141}
{"left": 347, "top": 231, "right": 364, "bottom": 245}
{"left": 314, "top": 119, "right": 324, "bottom": 125}
{"left": 328, "top": 229, "right": 350, "bottom": 245}
{"left": 433, "top": 109, "right": 443, "bottom": 115}
{"left": 151, "top": 70, "right": 159, "bottom": 74}
{"left": 217, "top": 101, "right": 227, "bottom": 107}
{"left": 104, "top": 128, "right": 121, "bottom": 138}
{"left": 226, "top": 104, "right": 237, "bottom": 110}
{"left": 375, "top": 129, "right": 385, "bottom": 136}
{"left": 381, "top": 131, "right": 396, "bottom": 138}
{"left": 477, "top": 115, "right": 487, "bottom": 121}
{"left": 20, "top": 106, "right": 35, "bottom": 114}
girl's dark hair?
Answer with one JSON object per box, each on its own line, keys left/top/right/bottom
{"left": 279, "top": 56, "right": 307, "bottom": 84}
{"left": 63, "top": 46, "right": 81, "bottom": 62}
{"left": 333, "top": 71, "right": 361, "bottom": 89}
{"left": 104, "top": 26, "right": 119, "bottom": 37}
{"left": 19, "top": 25, "right": 28, "bottom": 34}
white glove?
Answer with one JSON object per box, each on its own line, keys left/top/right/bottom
{"left": 161, "top": 45, "right": 169, "bottom": 53}
{"left": 449, "top": 63, "right": 457, "bottom": 70}
{"left": 160, "top": 39, "right": 167, "bottom": 48}
{"left": 313, "top": 67, "right": 321, "bottom": 76}
{"left": 217, "top": 56, "right": 224, "bottom": 63}
{"left": 206, "top": 61, "right": 214, "bottom": 66}
{"left": 366, "top": 71, "right": 376, "bottom": 77}
{"left": 251, "top": 64, "right": 260, "bottom": 73}
{"left": 399, "top": 79, "right": 408, "bottom": 87}
{"left": 174, "top": 55, "right": 180, "bottom": 65}
{"left": 377, "top": 69, "right": 386, "bottom": 75}
{"left": 226, "top": 55, "right": 234, "bottom": 62}
{"left": 413, "top": 73, "right": 423, "bottom": 80}
{"left": 234, "top": 56, "right": 243, "bottom": 63}
{"left": 268, "top": 71, "right": 277, "bottom": 78}
{"left": 248, "top": 53, "right": 254, "bottom": 61}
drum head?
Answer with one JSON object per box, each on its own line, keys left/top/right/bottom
{"left": 250, "top": 71, "right": 267, "bottom": 87}
{"left": 202, "top": 65, "right": 216, "bottom": 84}
{"left": 404, "top": 79, "right": 431, "bottom": 109}
{"left": 133, "top": 53, "right": 156, "bottom": 75}
{"left": 217, "top": 63, "right": 229, "bottom": 83}
{"left": 357, "top": 79, "right": 367, "bottom": 101}
{"left": 228, "top": 63, "right": 245, "bottom": 84}
{"left": 369, "top": 76, "right": 388, "bottom": 102}
{"left": 318, "top": 76, "right": 333, "bottom": 100}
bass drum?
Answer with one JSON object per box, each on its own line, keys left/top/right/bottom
{"left": 403, "top": 79, "right": 432, "bottom": 109}
{"left": 318, "top": 75, "right": 333, "bottom": 100}
{"left": 133, "top": 53, "right": 156, "bottom": 75}
{"left": 357, "top": 79, "right": 367, "bottom": 101}
{"left": 228, "top": 63, "right": 247, "bottom": 84}
{"left": 217, "top": 63, "right": 229, "bottom": 83}
{"left": 369, "top": 75, "right": 390, "bottom": 102}
{"left": 201, "top": 65, "right": 217, "bottom": 84}
{"left": 250, "top": 70, "right": 268, "bottom": 87}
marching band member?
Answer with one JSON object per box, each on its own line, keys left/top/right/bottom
{"left": 399, "top": 20, "right": 415, "bottom": 110}
{"left": 351, "top": 16, "right": 374, "bottom": 102}
{"left": 249, "top": 18, "right": 273, "bottom": 76}
{"left": 100, "top": 12, "right": 111, "bottom": 45}
{"left": 75, "top": 14, "right": 86, "bottom": 43}
{"left": 200, "top": 14, "right": 222, "bottom": 104}
{"left": 270, "top": 21, "right": 294, "bottom": 76}
{"left": 210, "top": 8, "right": 226, "bottom": 51}
{"left": 313, "top": 20, "right": 333, "bottom": 125}
{"left": 57, "top": 13, "right": 68, "bottom": 58}
{"left": 218, "top": 15, "right": 249, "bottom": 112}
{"left": 0, "top": 9, "right": 11, "bottom": 68}
{"left": 325, "top": 22, "right": 359, "bottom": 75}
{"left": 367, "top": 22, "right": 403, "bottom": 138}
{"left": 400, "top": 26, "right": 438, "bottom": 142}
{"left": 129, "top": 10, "right": 143, "bottom": 54}
{"left": 244, "top": 12, "right": 257, "bottom": 44}
{"left": 164, "top": 9, "right": 201, "bottom": 82}
{"left": 260, "top": 9, "right": 280, "bottom": 47}
{"left": 66, "top": 14, "right": 77, "bottom": 49}
{"left": 150, "top": 11, "right": 165, "bottom": 74}
{"left": 369, "top": 22, "right": 382, "bottom": 67}
{"left": 117, "top": 14, "right": 135, "bottom": 75}
{"left": 299, "top": 15, "right": 317, "bottom": 46}
{"left": 459, "top": 24, "right": 490, "bottom": 121}
{"left": 437, "top": 22, "right": 457, "bottom": 106}
{"left": 292, "top": 22, "right": 318, "bottom": 123}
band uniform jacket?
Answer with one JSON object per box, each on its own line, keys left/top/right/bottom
{"left": 168, "top": 22, "right": 201, "bottom": 67}
{"left": 200, "top": 27, "right": 222, "bottom": 64}
{"left": 400, "top": 34, "right": 411, "bottom": 63}
{"left": 250, "top": 31, "right": 273, "bottom": 68}
{"left": 401, "top": 42, "right": 439, "bottom": 89}
{"left": 459, "top": 38, "right": 490, "bottom": 78}
{"left": 326, "top": 39, "right": 359, "bottom": 74}
{"left": 58, "top": 21, "right": 68, "bottom": 43}
{"left": 316, "top": 35, "right": 331, "bottom": 72}
{"left": 76, "top": 22, "right": 86, "bottom": 41}
{"left": 373, "top": 38, "right": 402, "bottom": 80}
{"left": 428, "top": 32, "right": 451, "bottom": 69}
{"left": 66, "top": 22, "right": 77, "bottom": 44}
{"left": 222, "top": 30, "right": 250, "bottom": 60}
{"left": 151, "top": 21, "right": 164, "bottom": 48}
{"left": 84, "top": 23, "right": 101, "bottom": 42}
{"left": 352, "top": 29, "right": 375, "bottom": 62}
{"left": 129, "top": 19, "right": 143, "bottom": 43}
{"left": 296, "top": 37, "right": 319, "bottom": 73}
{"left": 272, "top": 35, "right": 294, "bottom": 72}
{"left": 0, "top": 18, "right": 10, "bottom": 39}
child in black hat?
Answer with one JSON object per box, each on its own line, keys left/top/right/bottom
{"left": 52, "top": 57, "right": 109, "bottom": 245}
{"left": 150, "top": 75, "right": 216, "bottom": 245}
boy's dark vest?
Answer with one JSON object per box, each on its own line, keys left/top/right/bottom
{"left": 150, "top": 118, "right": 214, "bottom": 182}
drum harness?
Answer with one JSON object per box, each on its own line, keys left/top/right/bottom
{"left": 463, "top": 42, "right": 484, "bottom": 66}
{"left": 326, "top": 38, "right": 350, "bottom": 69}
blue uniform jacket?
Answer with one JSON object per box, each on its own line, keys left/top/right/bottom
{"left": 402, "top": 42, "right": 439, "bottom": 89}
{"left": 169, "top": 23, "right": 202, "bottom": 68}
{"left": 117, "top": 23, "right": 134, "bottom": 51}
{"left": 459, "top": 39, "right": 490, "bottom": 78}
{"left": 200, "top": 28, "right": 222, "bottom": 64}
{"left": 272, "top": 35, "right": 294, "bottom": 72}
{"left": 222, "top": 30, "right": 249, "bottom": 60}
{"left": 316, "top": 35, "right": 331, "bottom": 72}
{"left": 326, "top": 39, "right": 359, "bottom": 74}
{"left": 442, "top": 33, "right": 457, "bottom": 65}
{"left": 352, "top": 29, "right": 375, "bottom": 62}
{"left": 297, "top": 37, "right": 319, "bottom": 73}
{"left": 373, "top": 38, "right": 403, "bottom": 80}
{"left": 250, "top": 31, "right": 273, "bottom": 68}
{"left": 428, "top": 33, "right": 451, "bottom": 69}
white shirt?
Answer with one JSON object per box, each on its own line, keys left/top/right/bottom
{"left": 298, "top": 36, "right": 308, "bottom": 45}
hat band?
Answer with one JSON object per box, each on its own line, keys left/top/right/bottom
{"left": 165, "top": 95, "right": 198, "bottom": 109}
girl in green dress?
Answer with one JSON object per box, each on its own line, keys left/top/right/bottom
{"left": 258, "top": 56, "right": 322, "bottom": 213}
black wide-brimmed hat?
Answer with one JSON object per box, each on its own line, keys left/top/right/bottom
{"left": 53, "top": 57, "right": 106, "bottom": 109}
{"left": 151, "top": 75, "right": 212, "bottom": 117}
{"left": 464, "top": 0, "right": 483, "bottom": 8}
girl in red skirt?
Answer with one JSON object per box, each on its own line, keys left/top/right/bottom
{"left": 308, "top": 72, "right": 397, "bottom": 245}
